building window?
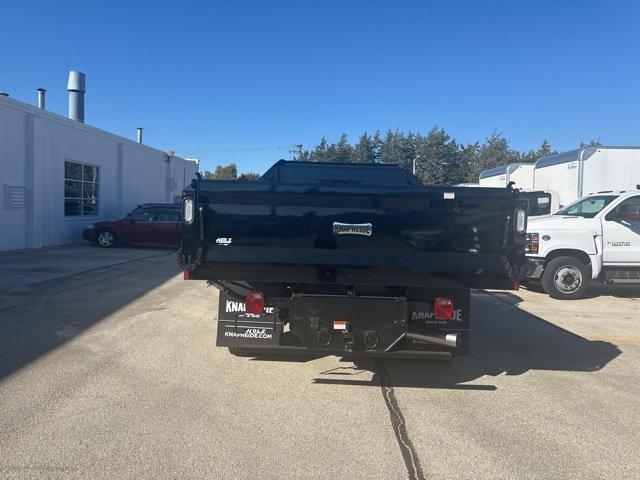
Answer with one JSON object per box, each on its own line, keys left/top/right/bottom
{"left": 65, "top": 161, "right": 99, "bottom": 216}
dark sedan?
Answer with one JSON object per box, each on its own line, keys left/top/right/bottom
{"left": 83, "top": 204, "right": 182, "bottom": 248}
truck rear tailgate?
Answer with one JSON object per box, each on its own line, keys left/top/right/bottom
{"left": 181, "top": 161, "right": 526, "bottom": 288}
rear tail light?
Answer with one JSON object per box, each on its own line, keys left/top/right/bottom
{"left": 515, "top": 208, "right": 527, "bottom": 233}
{"left": 245, "top": 292, "right": 265, "bottom": 315}
{"left": 183, "top": 270, "right": 190, "bottom": 280}
{"left": 183, "top": 198, "right": 194, "bottom": 224}
{"left": 434, "top": 297, "right": 454, "bottom": 320}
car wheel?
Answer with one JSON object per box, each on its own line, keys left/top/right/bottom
{"left": 96, "top": 229, "right": 117, "bottom": 248}
{"left": 541, "top": 256, "right": 590, "bottom": 300}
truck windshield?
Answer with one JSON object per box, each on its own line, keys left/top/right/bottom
{"left": 555, "top": 195, "right": 617, "bottom": 218}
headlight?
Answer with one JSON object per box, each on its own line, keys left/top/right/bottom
{"left": 183, "top": 198, "right": 194, "bottom": 224}
{"left": 515, "top": 208, "right": 527, "bottom": 233}
{"left": 525, "top": 233, "right": 539, "bottom": 254}
{"left": 86, "top": 224, "right": 95, "bottom": 229}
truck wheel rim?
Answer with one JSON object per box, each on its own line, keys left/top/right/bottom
{"left": 554, "top": 266, "right": 582, "bottom": 293}
{"left": 98, "top": 232, "right": 113, "bottom": 246}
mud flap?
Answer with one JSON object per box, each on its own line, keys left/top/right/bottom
{"left": 216, "top": 293, "right": 281, "bottom": 347}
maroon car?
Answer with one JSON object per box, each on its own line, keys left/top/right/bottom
{"left": 82, "top": 204, "right": 182, "bottom": 248}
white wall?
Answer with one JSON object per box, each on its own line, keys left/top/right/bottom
{"left": 0, "top": 103, "right": 29, "bottom": 250}
{"left": 479, "top": 164, "right": 534, "bottom": 190}
{"left": 509, "top": 164, "right": 534, "bottom": 190}
{"left": 582, "top": 149, "right": 640, "bottom": 195}
{"left": 478, "top": 174, "right": 506, "bottom": 187}
{"left": 533, "top": 161, "right": 579, "bottom": 209}
{"left": 533, "top": 148, "right": 640, "bottom": 210}
{"left": 0, "top": 96, "right": 198, "bottom": 251}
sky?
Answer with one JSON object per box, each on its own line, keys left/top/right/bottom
{"left": 2, "top": 0, "right": 639, "bottom": 174}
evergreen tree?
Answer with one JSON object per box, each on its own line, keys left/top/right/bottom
{"left": 415, "top": 127, "right": 458, "bottom": 185}
{"left": 239, "top": 172, "right": 261, "bottom": 181}
{"left": 474, "top": 131, "right": 518, "bottom": 179}
{"left": 371, "top": 131, "right": 383, "bottom": 163}
{"left": 380, "top": 129, "right": 415, "bottom": 170}
{"left": 458, "top": 142, "right": 480, "bottom": 184}
{"left": 296, "top": 127, "right": 563, "bottom": 185}
{"left": 350, "top": 132, "right": 377, "bottom": 163}
{"left": 580, "top": 138, "right": 602, "bottom": 148}
{"left": 519, "top": 139, "right": 556, "bottom": 163}
{"left": 308, "top": 136, "right": 329, "bottom": 162}
{"left": 538, "top": 139, "right": 554, "bottom": 157}
{"left": 331, "top": 133, "right": 352, "bottom": 163}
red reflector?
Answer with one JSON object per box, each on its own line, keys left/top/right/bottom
{"left": 513, "top": 282, "right": 520, "bottom": 291}
{"left": 245, "top": 292, "right": 265, "bottom": 315}
{"left": 183, "top": 270, "right": 190, "bottom": 280}
{"left": 434, "top": 297, "right": 454, "bottom": 320}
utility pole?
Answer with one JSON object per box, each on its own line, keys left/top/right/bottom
{"left": 413, "top": 155, "right": 420, "bottom": 175}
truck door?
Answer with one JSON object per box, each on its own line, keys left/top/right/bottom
{"left": 602, "top": 195, "right": 640, "bottom": 265}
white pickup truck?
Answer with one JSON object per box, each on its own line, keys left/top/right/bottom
{"left": 525, "top": 189, "right": 640, "bottom": 299}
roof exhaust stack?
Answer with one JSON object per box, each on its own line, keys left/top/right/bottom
{"left": 67, "top": 71, "right": 86, "bottom": 122}
{"left": 37, "top": 88, "right": 46, "bottom": 109}
{"left": 137, "top": 127, "right": 143, "bottom": 144}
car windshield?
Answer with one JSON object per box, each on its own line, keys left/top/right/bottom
{"left": 555, "top": 195, "right": 617, "bottom": 218}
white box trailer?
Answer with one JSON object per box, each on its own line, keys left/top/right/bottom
{"left": 479, "top": 163, "right": 550, "bottom": 216}
{"left": 533, "top": 146, "right": 640, "bottom": 210}
{"left": 478, "top": 163, "right": 535, "bottom": 189}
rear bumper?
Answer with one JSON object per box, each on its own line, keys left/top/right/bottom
{"left": 225, "top": 344, "right": 456, "bottom": 360}
{"left": 215, "top": 287, "right": 470, "bottom": 356}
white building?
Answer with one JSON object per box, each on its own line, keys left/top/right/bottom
{"left": 0, "top": 72, "right": 198, "bottom": 251}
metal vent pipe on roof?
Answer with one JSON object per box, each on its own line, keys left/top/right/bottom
{"left": 137, "top": 127, "right": 143, "bottom": 144}
{"left": 37, "top": 88, "right": 46, "bottom": 109}
{"left": 67, "top": 71, "right": 86, "bottom": 122}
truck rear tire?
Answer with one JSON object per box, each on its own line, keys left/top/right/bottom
{"left": 541, "top": 256, "right": 590, "bottom": 300}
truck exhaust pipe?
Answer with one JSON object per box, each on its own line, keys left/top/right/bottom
{"left": 406, "top": 332, "right": 459, "bottom": 349}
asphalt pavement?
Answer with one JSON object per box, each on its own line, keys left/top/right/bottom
{"left": 0, "top": 245, "right": 638, "bottom": 479}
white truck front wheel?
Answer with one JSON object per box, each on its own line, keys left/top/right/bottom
{"left": 541, "top": 256, "right": 591, "bottom": 300}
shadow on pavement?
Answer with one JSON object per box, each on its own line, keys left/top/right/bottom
{"left": 522, "top": 279, "right": 640, "bottom": 299}
{"left": 0, "top": 248, "right": 178, "bottom": 381}
{"left": 245, "top": 291, "right": 621, "bottom": 391}
{"left": 584, "top": 283, "right": 640, "bottom": 299}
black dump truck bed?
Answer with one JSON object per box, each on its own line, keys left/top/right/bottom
{"left": 180, "top": 160, "right": 527, "bottom": 289}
